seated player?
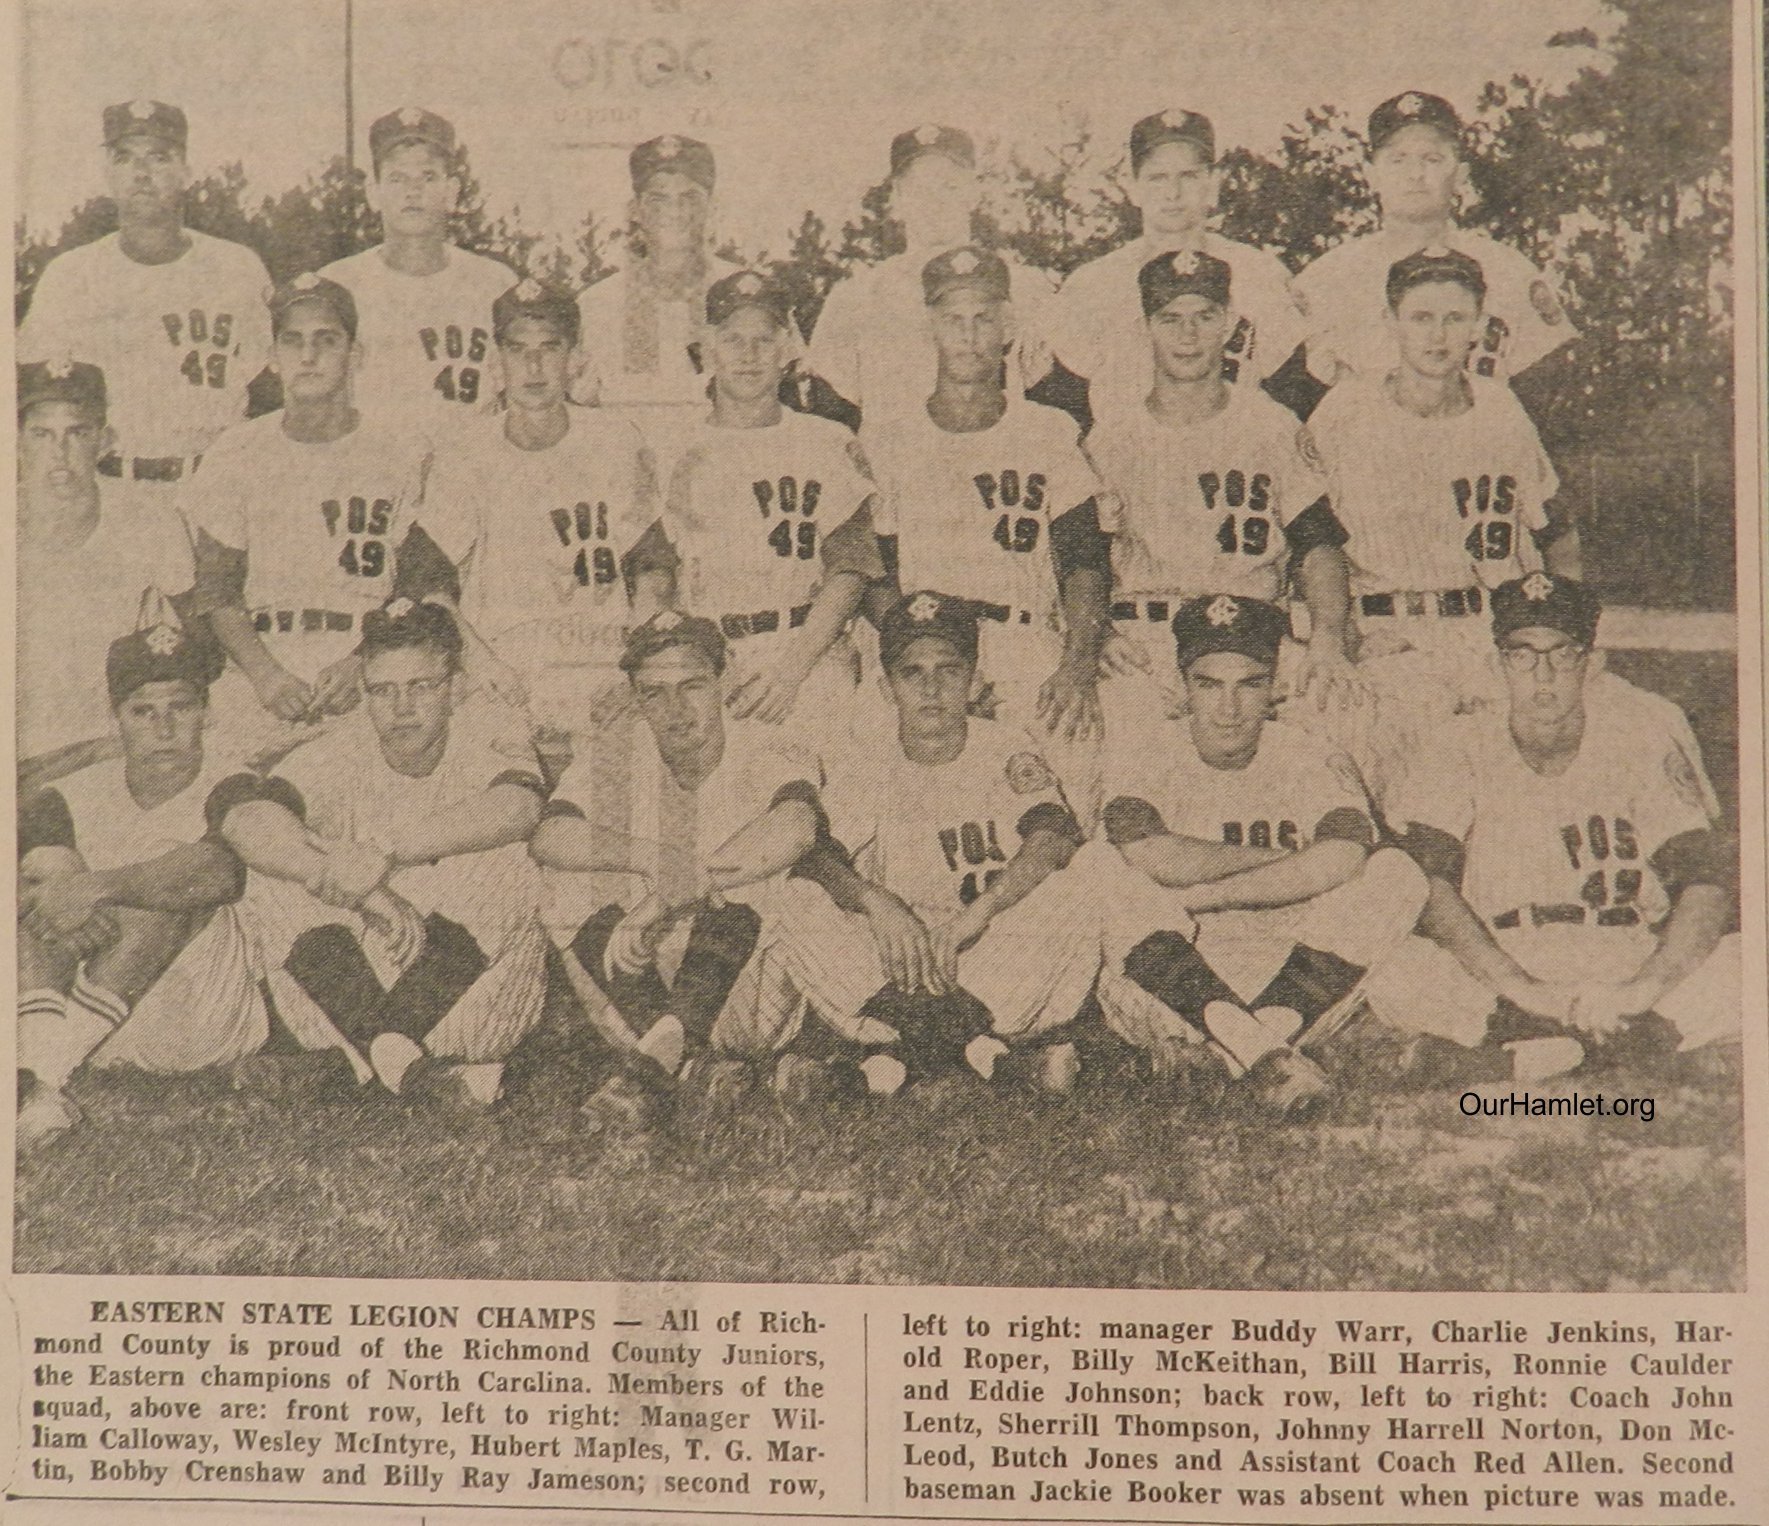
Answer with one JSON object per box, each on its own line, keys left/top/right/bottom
{"left": 1368, "top": 574, "right": 1738, "bottom": 1080}
{"left": 17, "top": 358, "right": 195, "bottom": 792}
{"left": 527, "top": 611, "right": 828, "bottom": 1116}
{"left": 740, "top": 593, "right": 1101, "bottom": 1096}
{"left": 18, "top": 624, "right": 263, "bottom": 1150}
{"left": 419, "top": 277, "right": 666, "bottom": 757}
{"left": 217, "top": 601, "right": 549, "bottom": 1106}
{"left": 656, "top": 269, "right": 882, "bottom": 729}
{"left": 1084, "top": 250, "right": 1356, "bottom": 730}
{"left": 1092, "top": 595, "right": 1427, "bottom": 1116}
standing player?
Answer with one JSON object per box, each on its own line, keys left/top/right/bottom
{"left": 1370, "top": 575, "right": 1737, "bottom": 1079}
{"left": 1090, "top": 595, "right": 1427, "bottom": 1114}
{"left": 419, "top": 278, "right": 665, "bottom": 747}
{"left": 217, "top": 602, "right": 549, "bottom": 1105}
{"left": 806, "top": 124, "right": 1056, "bottom": 423}
{"left": 18, "top": 625, "right": 262, "bottom": 1150}
{"left": 320, "top": 107, "right": 514, "bottom": 433}
{"left": 1047, "top": 108, "right": 1311, "bottom": 428}
{"left": 18, "top": 100, "right": 270, "bottom": 507}
{"left": 863, "top": 248, "right": 1109, "bottom": 753}
{"left": 17, "top": 359, "right": 195, "bottom": 788}
{"left": 1296, "top": 91, "right": 1574, "bottom": 389}
{"left": 657, "top": 270, "right": 883, "bottom": 728}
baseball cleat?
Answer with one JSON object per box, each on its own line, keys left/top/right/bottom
{"left": 1396, "top": 1034, "right": 1510, "bottom": 1087}
{"left": 17, "top": 1083, "right": 82, "bottom": 1154}
{"left": 1202, "top": 999, "right": 1285, "bottom": 1075}
{"left": 1248, "top": 1047, "right": 1332, "bottom": 1119}
{"left": 1507, "top": 1035, "right": 1585, "bottom": 1085}
{"left": 1037, "top": 1041, "right": 1081, "bottom": 1095}
{"left": 964, "top": 1034, "right": 1010, "bottom": 1081}
{"left": 637, "top": 1014, "right": 686, "bottom": 1076}
{"left": 1254, "top": 1005, "right": 1304, "bottom": 1044}
{"left": 859, "top": 1053, "right": 908, "bottom": 1097}
{"left": 369, "top": 1033, "right": 426, "bottom": 1095}
{"left": 580, "top": 1071, "right": 664, "bottom": 1133}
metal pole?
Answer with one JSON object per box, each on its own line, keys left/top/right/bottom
{"left": 344, "top": 0, "right": 356, "bottom": 177}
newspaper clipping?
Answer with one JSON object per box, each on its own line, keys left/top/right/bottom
{"left": 7, "top": 0, "right": 1766, "bottom": 1521}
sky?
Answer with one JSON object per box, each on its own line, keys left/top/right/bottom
{"left": 17, "top": 0, "right": 1617, "bottom": 260}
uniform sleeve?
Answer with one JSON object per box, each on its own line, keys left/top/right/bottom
{"left": 1274, "top": 420, "right": 1333, "bottom": 531}
{"left": 1494, "top": 244, "right": 1575, "bottom": 376}
{"left": 144, "top": 505, "right": 198, "bottom": 601}
{"left": 817, "top": 753, "right": 880, "bottom": 860}
{"left": 998, "top": 740, "right": 1080, "bottom": 844}
{"left": 20, "top": 788, "right": 76, "bottom": 856}
{"left": 1387, "top": 732, "right": 1477, "bottom": 850}
{"left": 181, "top": 434, "right": 248, "bottom": 552}
{"left": 1080, "top": 423, "right": 1130, "bottom": 535}
{"left": 1293, "top": 257, "right": 1345, "bottom": 386}
{"left": 816, "top": 432, "right": 884, "bottom": 576}
{"left": 1309, "top": 749, "right": 1376, "bottom": 846}
{"left": 805, "top": 275, "right": 863, "bottom": 407}
{"left": 1240, "top": 249, "right": 1310, "bottom": 383}
{"left": 17, "top": 253, "right": 81, "bottom": 362}
{"left": 542, "top": 756, "right": 592, "bottom": 822}
{"left": 1636, "top": 736, "right": 1720, "bottom": 861}
{"left": 1045, "top": 263, "right": 1105, "bottom": 381}
{"left": 453, "top": 709, "right": 547, "bottom": 798}
{"left": 1045, "top": 420, "right": 1107, "bottom": 518}
{"left": 1008, "top": 260, "right": 1059, "bottom": 391}
{"left": 203, "top": 771, "right": 307, "bottom": 834}
{"left": 855, "top": 427, "right": 899, "bottom": 535}
{"left": 739, "top": 735, "right": 825, "bottom": 820}
{"left": 270, "top": 740, "right": 342, "bottom": 839}
{"left": 1498, "top": 390, "right": 1557, "bottom": 532}
{"left": 412, "top": 444, "right": 478, "bottom": 568}
{"left": 227, "top": 248, "right": 275, "bottom": 398}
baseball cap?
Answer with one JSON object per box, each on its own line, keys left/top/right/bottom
{"left": 922, "top": 246, "right": 1011, "bottom": 307}
{"left": 358, "top": 597, "right": 465, "bottom": 666}
{"left": 878, "top": 592, "right": 980, "bottom": 672}
{"left": 705, "top": 269, "right": 792, "bottom": 329}
{"left": 1491, "top": 573, "right": 1601, "bottom": 648}
{"left": 18, "top": 358, "right": 106, "bottom": 420}
{"left": 1130, "top": 108, "right": 1215, "bottom": 171}
{"left": 620, "top": 609, "right": 729, "bottom": 678}
{"left": 890, "top": 123, "right": 975, "bottom": 179}
{"left": 1368, "top": 91, "right": 1462, "bottom": 153}
{"left": 106, "top": 622, "right": 224, "bottom": 708}
{"left": 1171, "top": 594, "right": 1288, "bottom": 672}
{"left": 266, "top": 271, "right": 359, "bottom": 339}
{"left": 103, "top": 99, "right": 187, "bottom": 151}
{"left": 369, "top": 106, "right": 455, "bottom": 169}
{"left": 493, "top": 278, "right": 581, "bottom": 343}
{"left": 1139, "top": 248, "right": 1233, "bottom": 315}
{"left": 1385, "top": 246, "right": 1486, "bottom": 309}
{"left": 630, "top": 134, "right": 715, "bottom": 194}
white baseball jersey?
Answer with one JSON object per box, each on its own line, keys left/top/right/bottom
{"left": 52, "top": 752, "right": 231, "bottom": 873}
{"left": 19, "top": 231, "right": 271, "bottom": 464}
{"left": 18, "top": 500, "right": 194, "bottom": 760}
{"left": 1048, "top": 233, "right": 1308, "bottom": 423}
{"left": 1087, "top": 387, "right": 1332, "bottom": 603}
{"left": 807, "top": 249, "right": 1056, "bottom": 416}
{"left": 1303, "top": 376, "right": 1554, "bottom": 598}
{"left": 573, "top": 255, "right": 750, "bottom": 409}
{"left": 823, "top": 718, "right": 1071, "bottom": 921}
{"left": 319, "top": 245, "right": 513, "bottom": 429}
{"left": 1296, "top": 227, "right": 1574, "bottom": 386}
{"left": 420, "top": 407, "right": 659, "bottom": 644}
{"left": 186, "top": 412, "right": 425, "bottom": 617}
{"left": 662, "top": 411, "right": 878, "bottom": 617}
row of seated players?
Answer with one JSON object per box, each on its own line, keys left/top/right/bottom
{"left": 17, "top": 580, "right": 1738, "bottom": 1148}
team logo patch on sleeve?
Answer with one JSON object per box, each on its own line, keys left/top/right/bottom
{"left": 1664, "top": 745, "right": 1705, "bottom": 811}
{"left": 1296, "top": 425, "right": 1326, "bottom": 474}
{"left": 1327, "top": 751, "right": 1370, "bottom": 802}
{"left": 1006, "top": 751, "right": 1058, "bottom": 794}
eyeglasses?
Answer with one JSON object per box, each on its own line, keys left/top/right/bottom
{"left": 364, "top": 676, "right": 450, "bottom": 702}
{"left": 1499, "top": 641, "right": 1588, "bottom": 675}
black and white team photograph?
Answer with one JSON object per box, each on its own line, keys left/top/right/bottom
{"left": 11, "top": 0, "right": 1753, "bottom": 1292}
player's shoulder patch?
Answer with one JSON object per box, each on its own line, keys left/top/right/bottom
{"left": 1325, "top": 749, "right": 1372, "bottom": 803}
{"left": 1005, "top": 750, "right": 1059, "bottom": 795}
{"left": 1295, "top": 422, "right": 1328, "bottom": 474}
{"left": 1528, "top": 279, "right": 1566, "bottom": 326}
{"left": 1663, "top": 742, "right": 1707, "bottom": 813}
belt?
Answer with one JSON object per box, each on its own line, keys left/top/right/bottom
{"left": 1492, "top": 902, "right": 1641, "bottom": 931}
{"left": 1111, "top": 597, "right": 1174, "bottom": 624}
{"left": 1359, "top": 587, "right": 1484, "bottom": 619}
{"left": 97, "top": 453, "right": 200, "bottom": 483}
{"left": 972, "top": 601, "right": 1035, "bottom": 627}
{"left": 254, "top": 609, "right": 358, "bottom": 635}
{"left": 718, "top": 603, "right": 811, "bottom": 640}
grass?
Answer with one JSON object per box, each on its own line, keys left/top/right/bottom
{"left": 15, "top": 994, "right": 1743, "bottom": 1291}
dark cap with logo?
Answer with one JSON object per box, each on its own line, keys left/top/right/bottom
{"left": 1130, "top": 108, "right": 1215, "bottom": 172}
{"left": 106, "top": 622, "right": 224, "bottom": 707}
{"left": 630, "top": 134, "right": 716, "bottom": 194}
{"left": 493, "top": 278, "right": 581, "bottom": 343}
{"left": 1139, "top": 248, "right": 1233, "bottom": 315}
{"left": 705, "top": 269, "right": 792, "bottom": 329}
{"left": 103, "top": 99, "right": 187, "bottom": 151}
{"left": 266, "top": 271, "right": 360, "bottom": 339}
{"left": 1385, "top": 246, "right": 1486, "bottom": 309}
{"left": 890, "top": 123, "right": 976, "bottom": 179}
{"left": 19, "top": 358, "right": 106, "bottom": 420}
{"left": 1492, "top": 573, "right": 1601, "bottom": 648}
{"left": 1368, "top": 91, "right": 1462, "bottom": 153}
{"left": 1172, "top": 594, "right": 1288, "bottom": 671}
{"left": 370, "top": 105, "right": 456, "bottom": 168}
{"left": 357, "top": 597, "right": 466, "bottom": 666}
{"left": 921, "top": 245, "right": 1011, "bottom": 306}
{"left": 620, "top": 609, "right": 729, "bottom": 678}
{"left": 878, "top": 591, "right": 980, "bottom": 671}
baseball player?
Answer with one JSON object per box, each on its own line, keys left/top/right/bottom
{"left": 861, "top": 248, "right": 1110, "bottom": 759}
{"left": 18, "top": 625, "right": 263, "bottom": 1150}
{"left": 320, "top": 107, "right": 514, "bottom": 433}
{"left": 655, "top": 269, "right": 883, "bottom": 730}
{"left": 1047, "top": 108, "right": 1312, "bottom": 429}
{"left": 418, "top": 278, "right": 666, "bottom": 747}
{"left": 185, "top": 272, "right": 447, "bottom": 766}
{"left": 527, "top": 611, "right": 828, "bottom": 1114}
{"left": 1088, "top": 594, "right": 1428, "bottom": 1115}
{"left": 734, "top": 593, "right": 1102, "bottom": 1096}
{"left": 1296, "top": 91, "right": 1575, "bottom": 389}
{"left": 215, "top": 601, "right": 549, "bottom": 1106}
{"left": 806, "top": 124, "right": 1056, "bottom": 423}
{"left": 1083, "top": 250, "right": 1356, "bottom": 734}
{"left": 1368, "top": 575, "right": 1738, "bottom": 1081}
{"left": 17, "top": 100, "right": 270, "bottom": 509}
{"left": 17, "top": 359, "right": 196, "bottom": 788}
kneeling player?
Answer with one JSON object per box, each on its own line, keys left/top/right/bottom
{"left": 218, "top": 601, "right": 549, "bottom": 1105}
{"left": 19, "top": 625, "right": 264, "bottom": 1149}
{"left": 1368, "top": 575, "right": 1738, "bottom": 1080}
{"left": 1093, "top": 595, "right": 1427, "bottom": 1115}
{"left": 746, "top": 593, "right": 1101, "bottom": 1094}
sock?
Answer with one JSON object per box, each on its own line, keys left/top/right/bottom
{"left": 31, "top": 975, "right": 131, "bottom": 1088}
{"left": 1251, "top": 944, "right": 1365, "bottom": 1035}
{"left": 18, "top": 988, "right": 70, "bottom": 1088}
{"left": 1123, "top": 931, "right": 1236, "bottom": 1018}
